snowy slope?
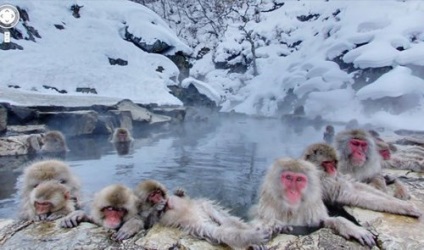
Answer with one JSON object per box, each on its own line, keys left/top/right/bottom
{"left": 0, "top": 0, "right": 192, "bottom": 106}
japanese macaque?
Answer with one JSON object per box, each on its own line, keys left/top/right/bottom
{"left": 20, "top": 180, "right": 75, "bottom": 221}
{"left": 61, "top": 184, "right": 143, "bottom": 241}
{"left": 323, "top": 125, "right": 335, "bottom": 144}
{"left": 40, "top": 131, "right": 69, "bottom": 154}
{"left": 334, "top": 129, "right": 388, "bottom": 192}
{"left": 111, "top": 128, "right": 133, "bottom": 143}
{"left": 134, "top": 179, "right": 269, "bottom": 249}
{"left": 302, "top": 143, "right": 421, "bottom": 218}
{"left": 111, "top": 128, "right": 134, "bottom": 155}
{"left": 377, "top": 139, "right": 424, "bottom": 173}
{"left": 90, "top": 184, "right": 142, "bottom": 240}
{"left": 19, "top": 160, "right": 81, "bottom": 220}
{"left": 250, "top": 158, "right": 376, "bottom": 247}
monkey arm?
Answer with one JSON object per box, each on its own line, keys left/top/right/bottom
{"left": 112, "top": 215, "right": 145, "bottom": 241}
{"left": 323, "top": 216, "right": 375, "bottom": 247}
{"left": 367, "top": 175, "right": 388, "bottom": 192}
{"left": 336, "top": 182, "right": 420, "bottom": 218}
{"left": 60, "top": 210, "right": 92, "bottom": 228}
{"left": 392, "top": 179, "right": 411, "bottom": 200}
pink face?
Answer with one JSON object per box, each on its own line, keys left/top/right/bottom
{"left": 379, "top": 149, "right": 391, "bottom": 160}
{"left": 349, "top": 139, "right": 368, "bottom": 166}
{"left": 102, "top": 207, "right": 126, "bottom": 229}
{"left": 35, "top": 201, "right": 53, "bottom": 214}
{"left": 321, "top": 160, "right": 337, "bottom": 177}
{"left": 148, "top": 189, "right": 164, "bottom": 204}
{"left": 281, "top": 171, "right": 308, "bottom": 205}
{"left": 118, "top": 132, "right": 127, "bottom": 142}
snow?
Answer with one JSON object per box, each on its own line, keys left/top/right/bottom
{"left": 2, "top": 0, "right": 424, "bottom": 130}
{"left": 0, "top": 0, "right": 192, "bottom": 106}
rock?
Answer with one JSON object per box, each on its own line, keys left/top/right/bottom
{"left": 0, "top": 104, "right": 7, "bottom": 134}
{"left": 0, "top": 134, "right": 42, "bottom": 156}
{"left": 116, "top": 99, "right": 171, "bottom": 125}
{"left": 7, "top": 106, "right": 38, "bottom": 125}
{"left": 38, "top": 111, "right": 98, "bottom": 136}
{"left": 6, "top": 125, "right": 47, "bottom": 135}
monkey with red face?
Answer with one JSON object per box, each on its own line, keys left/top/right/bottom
{"left": 303, "top": 143, "right": 421, "bottom": 218}
{"left": 250, "top": 158, "right": 376, "bottom": 247}
{"left": 134, "top": 179, "right": 270, "bottom": 249}
{"left": 335, "top": 129, "right": 388, "bottom": 192}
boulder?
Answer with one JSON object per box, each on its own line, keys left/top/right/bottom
{"left": 38, "top": 110, "right": 98, "bottom": 136}
{"left": 0, "top": 104, "right": 7, "bottom": 134}
{"left": 116, "top": 99, "right": 171, "bottom": 125}
{"left": 0, "top": 134, "right": 42, "bottom": 156}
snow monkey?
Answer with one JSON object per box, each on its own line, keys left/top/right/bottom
{"left": 111, "top": 127, "right": 133, "bottom": 143}
{"left": 20, "top": 180, "right": 75, "bottom": 221}
{"left": 302, "top": 143, "right": 421, "bottom": 218}
{"left": 61, "top": 184, "right": 143, "bottom": 241}
{"left": 133, "top": 179, "right": 270, "bottom": 250}
{"left": 40, "top": 130, "right": 69, "bottom": 154}
{"left": 19, "top": 159, "right": 81, "bottom": 221}
{"left": 250, "top": 158, "right": 376, "bottom": 247}
{"left": 111, "top": 127, "right": 134, "bottom": 155}
{"left": 335, "top": 129, "right": 411, "bottom": 199}
{"left": 323, "top": 125, "right": 335, "bottom": 144}
{"left": 376, "top": 138, "right": 424, "bottom": 173}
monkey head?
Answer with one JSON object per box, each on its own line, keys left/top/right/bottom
{"left": 134, "top": 180, "right": 168, "bottom": 206}
{"left": 91, "top": 184, "right": 138, "bottom": 230}
{"left": 40, "top": 131, "right": 69, "bottom": 153}
{"left": 266, "top": 159, "right": 319, "bottom": 209}
{"left": 325, "top": 125, "right": 334, "bottom": 133}
{"left": 303, "top": 143, "right": 338, "bottom": 177}
{"left": 30, "top": 180, "right": 71, "bottom": 216}
{"left": 375, "top": 139, "right": 391, "bottom": 160}
{"left": 335, "top": 129, "right": 375, "bottom": 168}
{"left": 22, "top": 160, "right": 80, "bottom": 195}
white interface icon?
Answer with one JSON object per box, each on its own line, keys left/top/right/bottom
{"left": 0, "top": 4, "right": 20, "bottom": 43}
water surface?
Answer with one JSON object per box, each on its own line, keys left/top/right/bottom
{"left": 0, "top": 115, "right": 325, "bottom": 219}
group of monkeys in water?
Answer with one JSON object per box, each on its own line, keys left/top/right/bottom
{"left": 17, "top": 125, "right": 424, "bottom": 249}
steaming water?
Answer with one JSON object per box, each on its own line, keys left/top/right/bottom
{"left": 0, "top": 115, "right": 324, "bottom": 219}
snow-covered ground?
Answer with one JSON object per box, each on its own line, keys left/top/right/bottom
{"left": 0, "top": 0, "right": 191, "bottom": 106}
{"left": 1, "top": 0, "right": 424, "bottom": 130}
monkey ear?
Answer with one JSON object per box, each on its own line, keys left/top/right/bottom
{"left": 64, "top": 191, "right": 71, "bottom": 200}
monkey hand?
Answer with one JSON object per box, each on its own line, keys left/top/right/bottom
{"left": 393, "top": 186, "right": 411, "bottom": 200}
{"left": 248, "top": 244, "right": 269, "bottom": 250}
{"left": 155, "top": 199, "right": 168, "bottom": 211}
{"left": 340, "top": 225, "right": 376, "bottom": 247}
{"left": 34, "top": 213, "right": 64, "bottom": 222}
{"left": 112, "top": 216, "right": 144, "bottom": 241}
{"left": 173, "top": 187, "right": 186, "bottom": 198}
{"left": 60, "top": 210, "right": 88, "bottom": 228}
{"left": 400, "top": 203, "right": 422, "bottom": 218}
{"left": 272, "top": 223, "right": 293, "bottom": 235}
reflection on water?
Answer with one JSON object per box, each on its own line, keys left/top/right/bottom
{"left": 0, "top": 115, "right": 325, "bottom": 219}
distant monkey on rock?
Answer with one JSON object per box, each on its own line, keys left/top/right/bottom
{"left": 250, "top": 158, "right": 375, "bottom": 247}
{"left": 303, "top": 143, "right": 421, "bottom": 218}
{"left": 133, "top": 179, "right": 270, "bottom": 249}
{"left": 335, "top": 129, "right": 411, "bottom": 200}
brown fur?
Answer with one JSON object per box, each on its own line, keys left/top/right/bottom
{"left": 303, "top": 143, "right": 421, "bottom": 218}
{"left": 134, "top": 179, "right": 269, "bottom": 249}
{"left": 335, "top": 129, "right": 384, "bottom": 188}
{"left": 20, "top": 160, "right": 81, "bottom": 220}
{"left": 40, "top": 131, "right": 69, "bottom": 153}
{"left": 251, "top": 158, "right": 376, "bottom": 246}
{"left": 21, "top": 180, "right": 75, "bottom": 221}
{"left": 111, "top": 128, "right": 134, "bottom": 143}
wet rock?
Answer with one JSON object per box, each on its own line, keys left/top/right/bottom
{"left": 38, "top": 110, "right": 98, "bottom": 136}
{"left": 0, "top": 134, "right": 42, "bottom": 156}
{"left": 116, "top": 99, "right": 171, "bottom": 125}
{"left": 6, "top": 125, "right": 47, "bottom": 135}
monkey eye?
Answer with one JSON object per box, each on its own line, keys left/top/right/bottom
{"left": 33, "top": 183, "right": 39, "bottom": 188}
{"left": 296, "top": 177, "right": 304, "bottom": 182}
{"left": 285, "top": 175, "right": 293, "bottom": 180}
{"left": 59, "top": 179, "right": 67, "bottom": 184}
